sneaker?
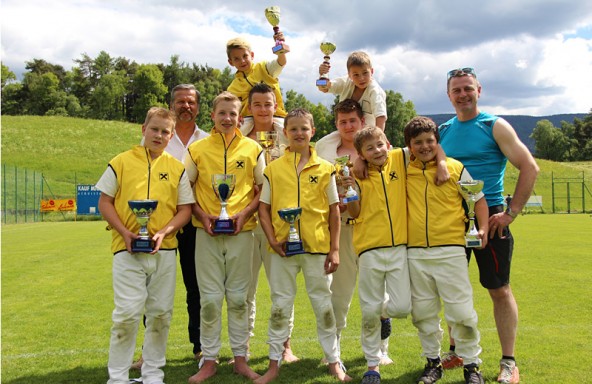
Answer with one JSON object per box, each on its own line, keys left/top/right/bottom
{"left": 380, "top": 318, "right": 391, "bottom": 340}
{"left": 417, "top": 358, "right": 443, "bottom": 384}
{"left": 441, "top": 351, "right": 463, "bottom": 369}
{"left": 497, "top": 359, "right": 520, "bottom": 383}
{"left": 464, "top": 364, "right": 484, "bottom": 384}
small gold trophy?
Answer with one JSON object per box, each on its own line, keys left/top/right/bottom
{"left": 265, "top": 6, "right": 289, "bottom": 55}
{"left": 128, "top": 199, "right": 159, "bottom": 253}
{"left": 335, "top": 155, "right": 359, "bottom": 203}
{"left": 316, "top": 41, "right": 336, "bottom": 86}
{"left": 457, "top": 180, "right": 484, "bottom": 248}
{"left": 256, "top": 131, "right": 280, "bottom": 165}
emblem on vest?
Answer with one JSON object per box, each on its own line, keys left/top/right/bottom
{"left": 236, "top": 160, "right": 245, "bottom": 169}
{"left": 159, "top": 172, "right": 169, "bottom": 181}
{"left": 309, "top": 175, "right": 318, "bottom": 184}
{"left": 389, "top": 171, "right": 398, "bottom": 181}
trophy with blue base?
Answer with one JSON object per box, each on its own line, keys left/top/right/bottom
{"left": 335, "top": 155, "right": 359, "bottom": 204}
{"left": 278, "top": 207, "right": 305, "bottom": 256}
{"left": 265, "top": 6, "right": 290, "bottom": 55}
{"left": 457, "top": 180, "right": 484, "bottom": 248}
{"left": 316, "top": 41, "right": 336, "bottom": 86}
{"left": 128, "top": 199, "right": 159, "bottom": 253}
{"left": 212, "top": 174, "right": 236, "bottom": 234}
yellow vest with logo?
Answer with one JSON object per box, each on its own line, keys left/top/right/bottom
{"left": 186, "top": 129, "right": 262, "bottom": 231}
{"left": 354, "top": 148, "right": 407, "bottom": 256}
{"left": 264, "top": 147, "right": 336, "bottom": 254}
{"left": 109, "top": 146, "right": 186, "bottom": 254}
{"left": 227, "top": 61, "right": 287, "bottom": 118}
{"left": 407, "top": 157, "right": 467, "bottom": 248}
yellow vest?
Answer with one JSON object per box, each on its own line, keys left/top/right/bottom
{"left": 109, "top": 146, "right": 186, "bottom": 254}
{"left": 186, "top": 129, "right": 262, "bottom": 231}
{"left": 407, "top": 157, "right": 467, "bottom": 248}
{"left": 227, "top": 61, "right": 287, "bottom": 118}
{"left": 353, "top": 148, "right": 407, "bottom": 256}
{"left": 264, "top": 147, "right": 336, "bottom": 254}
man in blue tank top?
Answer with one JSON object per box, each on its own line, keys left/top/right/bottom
{"left": 439, "top": 68, "right": 539, "bottom": 384}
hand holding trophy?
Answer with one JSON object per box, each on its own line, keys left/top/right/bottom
{"left": 128, "top": 199, "right": 159, "bottom": 252}
{"left": 212, "top": 174, "right": 236, "bottom": 234}
{"left": 335, "top": 155, "right": 359, "bottom": 203}
{"left": 316, "top": 41, "right": 336, "bottom": 87}
{"left": 457, "top": 180, "right": 484, "bottom": 248}
{"left": 265, "top": 6, "right": 290, "bottom": 55}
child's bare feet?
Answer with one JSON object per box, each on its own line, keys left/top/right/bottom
{"left": 253, "top": 360, "right": 280, "bottom": 384}
{"left": 328, "top": 362, "right": 352, "bottom": 382}
{"left": 282, "top": 338, "right": 300, "bottom": 363}
{"left": 188, "top": 359, "right": 217, "bottom": 383}
{"left": 232, "top": 356, "right": 260, "bottom": 380}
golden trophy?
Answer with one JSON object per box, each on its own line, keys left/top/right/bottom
{"left": 265, "top": 6, "right": 289, "bottom": 55}
{"left": 335, "top": 155, "right": 359, "bottom": 203}
{"left": 316, "top": 41, "right": 336, "bottom": 86}
{"left": 256, "top": 131, "right": 280, "bottom": 165}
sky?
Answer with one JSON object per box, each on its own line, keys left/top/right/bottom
{"left": 2, "top": 0, "right": 592, "bottom": 116}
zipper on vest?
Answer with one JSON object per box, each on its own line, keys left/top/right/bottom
{"left": 221, "top": 133, "right": 237, "bottom": 174}
{"left": 293, "top": 152, "right": 302, "bottom": 236}
{"left": 422, "top": 165, "right": 430, "bottom": 247}
{"left": 380, "top": 171, "right": 395, "bottom": 246}
{"left": 145, "top": 148, "right": 152, "bottom": 199}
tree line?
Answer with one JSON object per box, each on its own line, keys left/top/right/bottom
{"left": 2, "top": 51, "right": 590, "bottom": 158}
{"left": 0, "top": 51, "right": 415, "bottom": 146}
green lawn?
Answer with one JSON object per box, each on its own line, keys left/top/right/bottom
{"left": 2, "top": 214, "right": 591, "bottom": 383}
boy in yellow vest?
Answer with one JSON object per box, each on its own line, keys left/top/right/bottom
{"left": 256, "top": 108, "right": 351, "bottom": 383}
{"left": 184, "top": 91, "right": 265, "bottom": 383}
{"left": 345, "top": 126, "right": 412, "bottom": 384}
{"left": 96, "top": 107, "right": 194, "bottom": 384}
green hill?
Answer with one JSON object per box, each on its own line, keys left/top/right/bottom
{"left": 2, "top": 115, "right": 591, "bottom": 213}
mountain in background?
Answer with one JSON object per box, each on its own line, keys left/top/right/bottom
{"left": 426, "top": 113, "right": 587, "bottom": 152}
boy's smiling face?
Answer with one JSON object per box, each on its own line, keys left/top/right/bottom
{"left": 249, "top": 92, "right": 276, "bottom": 127}
{"left": 409, "top": 131, "right": 438, "bottom": 163}
{"left": 348, "top": 64, "right": 373, "bottom": 90}
{"left": 211, "top": 99, "right": 241, "bottom": 135}
{"left": 359, "top": 136, "right": 388, "bottom": 167}
{"left": 228, "top": 47, "right": 254, "bottom": 72}
{"left": 142, "top": 116, "right": 174, "bottom": 156}
{"left": 284, "top": 116, "right": 315, "bottom": 152}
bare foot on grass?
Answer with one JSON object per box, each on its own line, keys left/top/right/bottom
{"left": 328, "top": 362, "right": 352, "bottom": 382}
{"left": 188, "top": 359, "right": 216, "bottom": 383}
{"left": 232, "top": 356, "right": 260, "bottom": 380}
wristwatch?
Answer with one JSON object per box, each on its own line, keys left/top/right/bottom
{"left": 505, "top": 206, "right": 518, "bottom": 219}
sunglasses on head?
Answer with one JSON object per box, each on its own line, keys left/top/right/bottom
{"left": 447, "top": 67, "right": 476, "bottom": 80}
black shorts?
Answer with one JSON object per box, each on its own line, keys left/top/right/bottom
{"left": 466, "top": 205, "right": 514, "bottom": 289}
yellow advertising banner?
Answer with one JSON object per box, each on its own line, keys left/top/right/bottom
{"left": 41, "top": 199, "right": 76, "bottom": 212}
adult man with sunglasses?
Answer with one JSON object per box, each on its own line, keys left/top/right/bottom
{"left": 438, "top": 68, "right": 539, "bottom": 384}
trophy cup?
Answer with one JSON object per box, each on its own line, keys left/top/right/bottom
{"left": 277, "top": 207, "right": 305, "bottom": 256}
{"left": 256, "top": 131, "right": 280, "bottom": 165}
{"left": 335, "top": 155, "right": 359, "bottom": 203}
{"left": 212, "top": 174, "right": 236, "bottom": 234}
{"left": 457, "top": 180, "right": 484, "bottom": 248}
{"left": 316, "top": 41, "right": 337, "bottom": 86}
{"left": 265, "top": 6, "right": 289, "bottom": 55}
{"left": 128, "top": 199, "right": 159, "bottom": 253}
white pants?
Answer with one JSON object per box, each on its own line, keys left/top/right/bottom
{"left": 358, "top": 246, "right": 411, "bottom": 367}
{"left": 331, "top": 223, "right": 358, "bottom": 338}
{"left": 195, "top": 229, "right": 253, "bottom": 359}
{"left": 247, "top": 226, "right": 295, "bottom": 337}
{"left": 409, "top": 252, "right": 482, "bottom": 365}
{"left": 266, "top": 252, "right": 339, "bottom": 363}
{"left": 107, "top": 250, "right": 177, "bottom": 384}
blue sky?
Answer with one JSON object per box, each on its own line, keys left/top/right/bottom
{"left": 2, "top": 0, "right": 591, "bottom": 115}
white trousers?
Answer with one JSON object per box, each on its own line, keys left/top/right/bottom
{"left": 247, "top": 224, "right": 295, "bottom": 338}
{"left": 107, "top": 250, "right": 177, "bottom": 384}
{"left": 358, "top": 246, "right": 411, "bottom": 367}
{"left": 195, "top": 229, "right": 253, "bottom": 359}
{"left": 409, "top": 252, "right": 482, "bottom": 365}
{"left": 330, "top": 223, "right": 358, "bottom": 337}
{"left": 266, "top": 252, "right": 340, "bottom": 363}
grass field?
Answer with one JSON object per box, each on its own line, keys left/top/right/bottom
{"left": 2, "top": 215, "right": 591, "bottom": 383}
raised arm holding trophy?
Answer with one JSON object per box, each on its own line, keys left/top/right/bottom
{"left": 265, "top": 6, "right": 290, "bottom": 55}
{"left": 316, "top": 41, "right": 336, "bottom": 87}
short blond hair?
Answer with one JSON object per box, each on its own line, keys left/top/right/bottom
{"left": 347, "top": 51, "right": 372, "bottom": 70}
{"left": 226, "top": 37, "right": 251, "bottom": 58}
{"left": 354, "top": 126, "right": 387, "bottom": 154}
{"left": 212, "top": 91, "right": 241, "bottom": 112}
{"left": 284, "top": 108, "right": 315, "bottom": 129}
{"left": 143, "top": 107, "right": 176, "bottom": 129}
